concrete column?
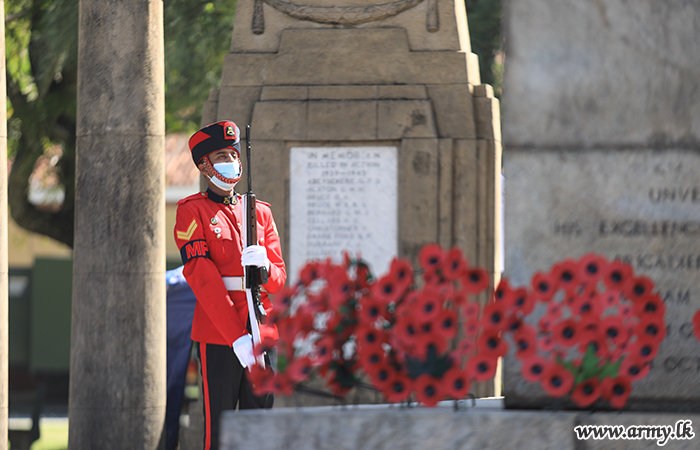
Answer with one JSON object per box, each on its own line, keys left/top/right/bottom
{"left": 0, "top": 3, "right": 8, "bottom": 449}
{"left": 69, "top": 1, "right": 165, "bottom": 448}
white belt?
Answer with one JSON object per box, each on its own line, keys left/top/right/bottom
{"left": 222, "top": 276, "right": 245, "bottom": 291}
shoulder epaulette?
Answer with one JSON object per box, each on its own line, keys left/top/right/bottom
{"left": 176, "top": 191, "right": 208, "bottom": 206}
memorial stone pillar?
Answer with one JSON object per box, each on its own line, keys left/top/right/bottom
{"left": 503, "top": 0, "right": 700, "bottom": 409}
{"left": 0, "top": 3, "right": 8, "bottom": 448}
{"left": 69, "top": 1, "right": 166, "bottom": 448}
{"left": 206, "top": 0, "right": 502, "bottom": 398}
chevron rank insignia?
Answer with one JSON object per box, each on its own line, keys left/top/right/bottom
{"left": 176, "top": 219, "right": 198, "bottom": 241}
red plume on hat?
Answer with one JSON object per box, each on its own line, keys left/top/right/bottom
{"left": 188, "top": 120, "right": 241, "bottom": 165}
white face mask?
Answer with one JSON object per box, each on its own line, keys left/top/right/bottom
{"left": 208, "top": 161, "right": 241, "bottom": 191}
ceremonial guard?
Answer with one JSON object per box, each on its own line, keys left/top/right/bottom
{"left": 174, "top": 121, "right": 286, "bottom": 450}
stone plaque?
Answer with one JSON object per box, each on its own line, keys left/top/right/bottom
{"left": 289, "top": 146, "right": 398, "bottom": 281}
{"left": 504, "top": 149, "right": 700, "bottom": 410}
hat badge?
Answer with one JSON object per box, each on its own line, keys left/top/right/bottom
{"left": 225, "top": 125, "right": 235, "bottom": 137}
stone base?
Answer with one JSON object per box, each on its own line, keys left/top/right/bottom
{"left": 220, "top": 398, "right": 699, "bottom": 449}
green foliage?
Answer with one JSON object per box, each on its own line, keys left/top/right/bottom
{"left": 5, "top": 0, "right": 238, "bottom": 245}
{"left": 5, "top": 0, "right": 78, "bottom": 247}
{"left": 558, "top": 344, "right": 621, "bottom": 386}
{"left": 466, "top": 0, "right": 503, "bottom": 97}
{"left": 164, "top": 0, "right": 237, "bottom": 133}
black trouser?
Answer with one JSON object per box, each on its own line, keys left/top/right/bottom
{"left": 196, "top": 342, "right": 274, "bottom": 450}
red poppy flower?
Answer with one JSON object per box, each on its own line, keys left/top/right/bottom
{"left": 538, "top": 314, "right": 556, "bottom": 333}
{"left": 577, "top": 253, "right": 607, "bottom": 284}
{"left": 546, "top": 302, "right": 564, "bottom": 319}
{"left": 578, "top": 315, "right": 599, "bottom": 334}
{"left": 694, "top": 309, "right": 700, "bottom": 341}
{"left": 480, "top": 301, "right": 509, "bottom": 331}
{"left": 371, "top": 274, "right": 402, "bottom": 305}
{"left": 435, "top": 309, "right": 459, "bottom": 340}
{"left": 418, "top": 243, "right": 444, "bottom": 274}
{"left": 356, "top": 324, "right": 384, "bottom": 351}
{"left": 273, "top": 371, "right": 295, "bottom": 396}
{"left": 299, "top": 261, "right": 323, "bottom": 286}
{"left": 627, "top": 336, "right": 659, "bottom": 362}
{"left": 577, "top": 332, "right": 608, "bottom": 358}
{"left": 537, "top": 335, "right": 556, "bottom": 352}
{"left": 360, "top": 295, "right": 389, "bottom": 324}
{"left": 415, "top": 289, "right": 443, "bottom": 322}
{"left": 619, "top": 356, "right": 650, "bottom": 381}
{"left": 540, "top": 363, "right": 574, "bottom": 398}
{"left": 478, "top": 329, "right": 508, "bottom": 358}
{"left": 443, "top": 248, "right": 468, "bottom": 281}
{"left": 248, "top": 364, "right": 276, "bottom": 396}
{"left": 602, "top": 260, "right": 634, "bottom": 293}
{"left": 413, "top": 333, "right": 448, "bottom": 360}
{"left": 493, "top": 278, "right": 514, "bottom": 304}
{"left": 632, "top": 294, "right": 665, "bottom": 318}
{"left": 463, "top": 319, "right": 479, "bottom": 337}
{"left": 505, "top": 316, "right": 524, "bottom": 334}
{"left": 393, "top": 316, "right": 420, "bottom": 349}
{"left": 414, "top": 375, "right": 445, "bottom": 407}
{"left": 452, "top": 339, "right": 476, "bottom": 361}
{"left": 531, "top": 271, "right": 559, "bottom": 301}
{"left": 383, "top": 374, "right": 412, "bottom": 403}
{"left": 571, "top": 378, "right": 601, "bottom": 408}
{"left": 272, "top": 285, "right": 297, "bottom": 315}
{"left": 601, "top": 375, "right": 632, "bottom": 408}
{"left": 634, "top": 316, "right": 667, "bottom": 344}
{"left": 552, "top": 259, "right": 580, "bottom": 293}
{"left": 287, "top": 356, "right": 314, "bottom": 383}
{"left": 599, "top": 291, "right": 621, "bottom": 308}
{"left": 520, "top": 354, "right": 548, "bottom": 383}
{"left": 389, "top": 257, "right": 414, "bottom": 292}
{"left": 358, "top": 344, "right": 386, "bottom": 372}
{"left": 312, "top": 335, "right": 335, "bottom": 366}
{"left": 600, "top": 316, "right": 628, "bottom": 347}
{"left": 513, "top": 324, "right": 538, "bottom": 358}
{"left": 325, "top": 266, "right": 354, "bottom": 309}
{"left": 463, "top": 267, "right": 491, "bottom": 294}
{"left": 448, "top": 290, "right": 468, "bottom": 308}
{"left": 462, "top": 301, "right": 481, "bottom": 322}
{"left": 467, "top": 354, "right": 498, "bottom": 381}
{"left": 571, "top": 294, "right": 603, "bottom": 319}
{"left": 368, "top": 361, "right": 395, "bottom": 388}
{"left": 625, "top": 275, "right": 656, "bottom": 302}
{"left": 553, "top": 319, "right": 580, "bottom": 348}
{"left": 443, "top": 368, "right": 472, "bottom": 399}
{"left": 509, "top": 287, "right": 535, "bottom": 316}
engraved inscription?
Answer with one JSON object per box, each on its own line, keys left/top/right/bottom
{"left": 290, "top": 146, "right": 398, "bottom": 282}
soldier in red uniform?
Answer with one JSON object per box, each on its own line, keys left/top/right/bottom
{"left": 174, "top": 121, "right": 286, "bottom": 450}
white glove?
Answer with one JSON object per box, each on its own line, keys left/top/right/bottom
{"left": 232, "top": 334, "right": 255, "bottom": 369}
{"left": 241, "top": 245, "right": 270, "bottom": 271}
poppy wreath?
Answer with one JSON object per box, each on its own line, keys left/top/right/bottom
{"left": 248, "top": 253, "right": 372, "bottom": 398}
{"left": 499, "top": 254, "right": 666, "bottom": 409}
{"left": 247, "top": 244, "right": 497, "bottom": 406}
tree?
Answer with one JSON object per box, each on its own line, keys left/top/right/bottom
{"left": 466, "top": 0, "right": 503, "bottom": 96}
{"left": 5, "top": 0, "right": 238, "bottom": 247}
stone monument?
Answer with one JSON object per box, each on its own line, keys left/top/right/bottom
{"left": 69, "top": 1, "right": 166, "bottom": 448}
{"left": 202, "top": 0, "right": 502, "bottom": 297}
{"left": 502, "top": 0, "right": 700, "bottom": 410}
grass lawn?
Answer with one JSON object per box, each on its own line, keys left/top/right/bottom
{"left": 10, "top": 419, "right": 69, "bottom": 450}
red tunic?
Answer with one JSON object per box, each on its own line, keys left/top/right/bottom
{"left": 174, "top": 191, "right": 285, "bottom": 346}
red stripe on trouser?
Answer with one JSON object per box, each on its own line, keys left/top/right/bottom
{"left": 201, "top": 343, "right": 212, "bottom": 450}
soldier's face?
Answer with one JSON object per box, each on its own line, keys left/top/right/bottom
{"left": 209, "top": 148, "right": 239, "bottom": 164}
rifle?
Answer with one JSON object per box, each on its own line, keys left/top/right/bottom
{"left": 242, "top": 125, "right": 268, "bottom": 366}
